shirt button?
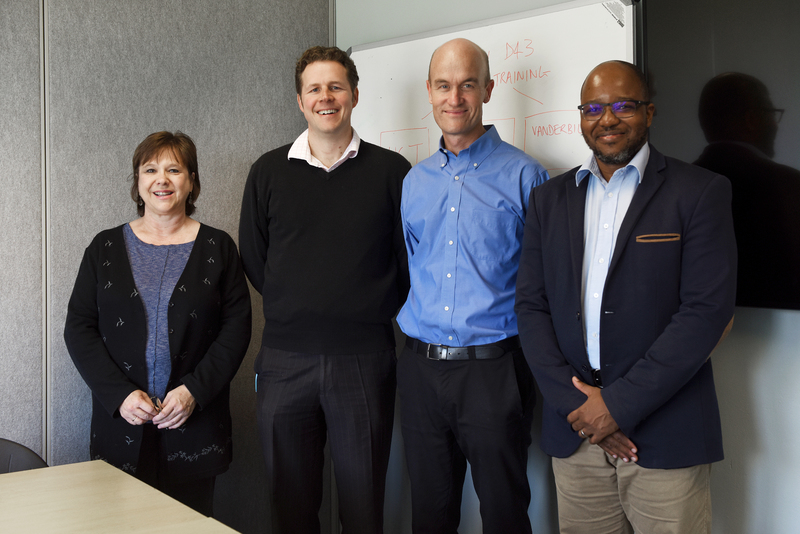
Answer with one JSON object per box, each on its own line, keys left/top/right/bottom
{"left": 454, "top": 176, "right": 460, "bottom": 181}
{"left": 444, "top": 306, "right": 450, "bottom": 311}
{"left": 593, "top": 293, "right": 599, "bottom": 298}
{"left": 593, "top": 332, "right": 598, "bottom": 338}
{"left": 447, "top": 273, "right": 451, "bottom": 278}
{"left": 450, "top": 207, "right": 455, "bottom": 212}
{"left": 473, "top": 163, "right": 478, "bottom": 167}
{"left": 608, "top": 192, "right": 613, "bottom": 198}
{"left": 449, "top": 336, "right": 453, "bottom": 340}
{"left": 603, "top": 223, "right": 609, "bottom": 229}
{"left": 599, "top": 258, "right": 605, "bottom": 264}
{"left": 449, "top": 240, "right": 454, "bottom": 245}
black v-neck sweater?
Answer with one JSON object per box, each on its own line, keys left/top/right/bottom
{"left": 239, "top": 141, "right": 411, "bottom": 354}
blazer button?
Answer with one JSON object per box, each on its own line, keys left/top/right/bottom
{"left": 168, "top": 328, "right": 174, "bottom": 334}
{"left": 581, "top": 365, "right": 589, "bottom": 372}
{"left": 169, "top": 302, "right": 174, "bottom": 307}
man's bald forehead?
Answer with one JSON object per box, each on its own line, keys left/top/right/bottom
{"left": 581, "top": 60, "right": 650, "bottom": 101}
{"left": 427, "top": 38, "right": 491, "bottom": 84}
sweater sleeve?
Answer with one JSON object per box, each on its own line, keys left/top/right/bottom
{"left": 239, "top": 158, "right": 268, "bottom": 294}
{"left": 394, "top": 159, "right": 413, "bottom": 308}
{"left": 64, "top": 237, "right": 138, "bottom": 417}
{"left": 180, "top": 231, "right": 252, "bottom": 409}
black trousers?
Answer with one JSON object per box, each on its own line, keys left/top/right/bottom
{"left": 397, "top": 346, "right": 535, "bottom": 534}
{"left": 255, "top": 346, "right": 396, "bottom": 534}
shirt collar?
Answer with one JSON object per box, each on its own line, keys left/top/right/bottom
{"left": 436, "top": 125, "right": 501, "bottom": 169}
{"left": 576, "top": 142, "right": 650, "bottom": 186}
{"left": 287, "top": 128, "right": 361, "bottom": 172}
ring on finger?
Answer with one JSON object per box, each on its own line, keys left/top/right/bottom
{"left": 580, "top": 429, "right": 586, "bottom": 438}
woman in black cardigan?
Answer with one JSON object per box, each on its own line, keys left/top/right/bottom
{"left": 64, "top": 131, "right": 251, "bottom": 515}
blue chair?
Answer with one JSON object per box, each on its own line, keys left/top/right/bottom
{"left": 0, "top": 438, "right": 47, "bottom": 473}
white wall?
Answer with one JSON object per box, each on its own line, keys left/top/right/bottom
{"left": 710, "top": 307, "right": 800, "bottom": 534}
{"left": 338, "top": 1, "right": 800, "bottom": 533}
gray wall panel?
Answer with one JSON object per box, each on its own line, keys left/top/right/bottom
{"left": 0, "top": 0, "right": 44, "bottom": 456}
{"left": 45, "top": 0, "right": 327, "bottom": 530}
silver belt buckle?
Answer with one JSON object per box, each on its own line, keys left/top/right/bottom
{"left": 426, "top": 343, "right": 447, "bottom": 360}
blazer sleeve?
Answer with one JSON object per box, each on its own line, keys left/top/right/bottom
{"left": 64, "top": 239, "right": 138, "bottom": 417}
{"left": 180, "top": 233, "right": 252, "bottom": 409}
{"left": 515, "top": 184, "right": 588, "bottom": 417}
{"left": 602, "top": 174, "right": 737, "bottom": 433}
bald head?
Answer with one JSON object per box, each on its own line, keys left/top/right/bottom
{"left": 428, "top": 38, "right": 491, "bottom": 85}
{"left": 426, "top": 38, "right": 495, "bottom": 154}
{"left": 581, "top": 60, "right": 650, "bottom": 102}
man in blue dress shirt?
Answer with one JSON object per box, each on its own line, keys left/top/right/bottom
{"left": 396, "top": 38, "right": 549, "bottom": 534}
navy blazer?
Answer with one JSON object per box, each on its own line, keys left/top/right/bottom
{"left": 515, "top": 146, "right": 736, "bottom": 469}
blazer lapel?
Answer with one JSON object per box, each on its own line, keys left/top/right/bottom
{"left": 608, "top": 147, "right": 667, "bottom": 274}
{"left": 566, "top": 173, "right": 589, "bottom": 291}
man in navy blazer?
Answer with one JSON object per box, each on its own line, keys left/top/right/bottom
{"left": 515, "top": 61, "right": 737, "bottom": 533}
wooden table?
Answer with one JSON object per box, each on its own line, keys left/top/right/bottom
{"left": 0, "top": 460, "right": 238, "bottom": 533}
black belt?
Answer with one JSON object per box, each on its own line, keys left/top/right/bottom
{"left": 406, "top": 336, "right": 520, "bottom": 361}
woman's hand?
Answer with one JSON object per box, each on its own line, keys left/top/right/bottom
{"left": 152, "top": 385, "right": 196, "bottom": 429}
{"left": 119, "top": 390, "right": 158, "bottom": 425}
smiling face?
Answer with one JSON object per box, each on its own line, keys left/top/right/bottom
{"left": 297, "top": 60, "right": 358, "bottom": 141}
{"left": 580, "top": 61, "right": 655, "bottom": 180}
{"left": 427, "top": 39, "right": 494, "bottom": 155}
{"left": 137, "top": 150, "right": 195, "bottom": 218}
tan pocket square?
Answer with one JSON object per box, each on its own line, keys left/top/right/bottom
{"left": 635, "top": 233, "right": 681, "bottom": 243}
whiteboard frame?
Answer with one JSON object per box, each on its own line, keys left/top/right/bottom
{"left": 349, "top": 0, "right": 644, "bottom": 68}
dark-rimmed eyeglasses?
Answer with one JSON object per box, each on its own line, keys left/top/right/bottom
{"left": 578, "top": 100, "right": 650, "bottom": 121}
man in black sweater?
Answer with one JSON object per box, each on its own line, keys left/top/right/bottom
{"left": 239, "top": 46, "right": 411, "bottom": 534}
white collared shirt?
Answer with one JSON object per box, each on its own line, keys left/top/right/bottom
{"left": 287, "top": 128, "right": 361, "bottom": 172}
{"left": 576, "top": 143, "right": 650, "bottom": 370}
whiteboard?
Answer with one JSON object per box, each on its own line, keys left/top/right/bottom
{"left": 350, "top": 0, "right": 636, "bottom": 174}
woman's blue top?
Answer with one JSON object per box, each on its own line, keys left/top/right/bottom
{"left": 123, "top": 223, "right": 194, "bottom": 401}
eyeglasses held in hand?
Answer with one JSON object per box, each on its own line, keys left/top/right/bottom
{"left": 578, "top": 100, "right": 650, "bottom": 121}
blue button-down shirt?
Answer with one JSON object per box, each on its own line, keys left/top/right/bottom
{"left": 577, "top": 142, "right": 650, "bottom": 369}
{"left": 397, "top": 126, "right": 550, "bottom": 346}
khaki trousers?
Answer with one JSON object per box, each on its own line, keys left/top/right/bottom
{"left": 551, "top": 439, "right": 712, "bottom": 534}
